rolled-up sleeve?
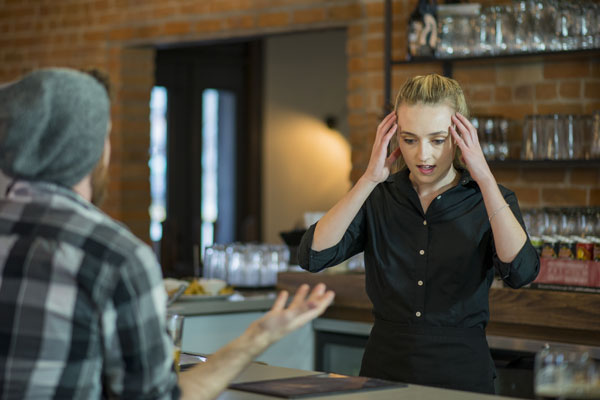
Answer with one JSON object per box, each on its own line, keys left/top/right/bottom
{"left": 298, "top": 207, "right": 367, "bottom": 273}
{"left": 492, "top": 192, "right": 540, "bottom": 288}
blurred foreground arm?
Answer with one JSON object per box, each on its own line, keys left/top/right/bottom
{"left": 178, "top": 284, "right": 335, "bottom": 400}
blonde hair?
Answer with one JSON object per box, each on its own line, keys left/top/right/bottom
{"left": 391, "top": 74, "right": 468, "bottom": 171}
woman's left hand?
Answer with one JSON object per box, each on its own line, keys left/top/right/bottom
{"left": 449, "top": 112, "right": 494, "bottom": 184}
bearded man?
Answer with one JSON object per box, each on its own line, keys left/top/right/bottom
{"left": 0, "top": 68, "right": 333, "bottom": 399}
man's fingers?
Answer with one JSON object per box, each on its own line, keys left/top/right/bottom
{"left": 289, "top": 284, "right": 310, "bottom": 308}
{"left": 271, "top": 290, "right": 288, "bottom": 312}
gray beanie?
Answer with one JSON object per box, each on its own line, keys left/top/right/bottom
{"left": 0, "top": 67, "right": 110, "bottom": 187}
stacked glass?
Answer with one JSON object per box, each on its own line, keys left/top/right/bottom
{"left": 436, "top": 0, "right": 600, "bottom": 58}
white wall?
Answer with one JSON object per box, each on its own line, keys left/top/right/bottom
{"left": 263, "top": 30, "right": 351, "bottom": 244}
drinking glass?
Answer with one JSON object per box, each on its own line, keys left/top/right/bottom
{"left": 511, "top": 1, "right": 531, "bottom": 53}
{"left": 535, "top": 344, "right": 600, "bottom": 399}
{"left": 166, "top": 313, "right": 184, "bottom": 374}
{"left": 496, "top": 118, "right": 509, "bottom": 160}
{"left": 522, "top": 115, "right": 541, "bottom": 160}
{"left": 482, "top": 117, "right": 496, "bottom": 159}
{"left": 476, "top": 8, "right": 495, "bottom": 55}
{"left": 436, "top": 15, "right": 455, "bottom": 58}
{"left": 590, "top": 111, "right": 600, "bottom": 159}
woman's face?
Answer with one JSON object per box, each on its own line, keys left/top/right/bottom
{"left": 396, "top": 102, "right": 457, "bottom": 189}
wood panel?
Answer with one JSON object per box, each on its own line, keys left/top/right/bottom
{"left": 276, "top": 271, "right": 600, "bottom": 346}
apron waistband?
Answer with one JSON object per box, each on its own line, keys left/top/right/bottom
{"left": 373, "top": 318, "right": 485, "bottom": 338}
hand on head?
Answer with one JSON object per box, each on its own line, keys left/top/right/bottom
{"left": 449, "top": 113, "right": 493, "bottom": 183}
{"left": 363, "top": 112, "right": 402, "bottom": 184}
{"left": 251, "top": 284, "right": 335, "bottom": 344}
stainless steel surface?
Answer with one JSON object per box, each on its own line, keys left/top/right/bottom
{"left": 313, "top": 318, "right": 373, "bottom": 336}
{"left": 314, "top": 319, "right": 600, "bottom": 359}
{"left": 487, "top": 335, "right": 600, "bottom": 359}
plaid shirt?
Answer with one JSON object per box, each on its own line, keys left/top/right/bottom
{"left": 0, "top": 181, "right": 180, "bottom": 399}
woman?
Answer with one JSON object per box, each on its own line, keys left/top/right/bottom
{"left": 298, "top": 74, "right": 539, "bottom": 394}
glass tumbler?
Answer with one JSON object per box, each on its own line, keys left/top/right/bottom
{"left": 166, "top": 313, "right": 185, "bottom": 374}
{"left": 535, "top": 344, "right": 600, "bottom": 399}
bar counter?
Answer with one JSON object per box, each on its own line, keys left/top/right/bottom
{"left": 218, "top": 362, "right": 521, "bottom": 400}
{"left": 276, "top": 271, "right": 600, "bottom": 347}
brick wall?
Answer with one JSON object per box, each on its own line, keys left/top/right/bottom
{"left": 1, "top": 0, "right": 598, "bottom": 241}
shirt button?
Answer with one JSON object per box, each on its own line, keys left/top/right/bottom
{"left": 436, "top": 195, "right": 441, "bottom": 200}
{"left": 416, "top": 311, "right": 422, "bottom": 317}
{"left": 423, "top": 220, "right": 427, "bottom": 226}
{"left": 418, "top": 280, "right": 424, "bottom": 286}
{"left": 419, "top": 249, "right": 425, "bottom": 255}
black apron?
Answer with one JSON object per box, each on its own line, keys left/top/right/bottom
{"left": 360, "top": 319, "right": 496, "bottom": 394}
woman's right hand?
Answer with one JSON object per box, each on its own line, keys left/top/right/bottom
{"left": 363, "top": 111, "right": 401, "bottom": 183}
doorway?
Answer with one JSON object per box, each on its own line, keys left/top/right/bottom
{"left": 154, "top": 41, "right": 262, "bottom": 277}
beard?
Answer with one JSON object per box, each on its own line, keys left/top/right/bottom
{"left": 90, "top": 156, "right": 109, "bottom": 207}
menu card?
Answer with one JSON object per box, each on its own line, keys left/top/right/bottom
{"left": 228, "top": 373, "right": 405, "bottom": 398}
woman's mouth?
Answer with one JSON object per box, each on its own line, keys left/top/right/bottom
{"left": 417, "top": 165, "right": 435, "bottom": 175}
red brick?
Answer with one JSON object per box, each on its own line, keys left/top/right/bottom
{"left": 365, "top": 2, "right": 384, "bottom": 17}
{"left": 471, "top": 88, "right": 493, "bottom": 102}
{"left": 542, "top": 188, "right": 587, "bottom": 206}
{"left": 453, "top": 66, "right": 497, "bottom": 85}
{"left": 348, "top": 93, "right": 364, "bottom": 109}
{"left": 490, "top": 166, "right": 520, "bottom": 183}
{"left": 328, "top": 4, "right": 362, "bottom": 21}
{"left": 224, "top": 15, "right": 255, "bottom": 30}
{"left": 559, "top": 81, "right": 581, "bottom": 99}
{"left": 514, "top": 85, "right": 533, "bottom": 101}
{"left": 495, "top": 86, "right": 512, "bottom": 102}
{"left": 293, "top": 8, "right": 326, "bottom": 24}
{"left": 180, "top": 3, "right": 210, "bottom": 14}
{"left": 570, "top": 168, "right": 600, "bottom": 185}
{"left": 535, "top": 83, "right": 557, "bottom": 100}
{"left": 348, "top": 57, "right": 365, "bottom": 73}
{"left": 366, "top": 56, "right": 383, "bottom": 71}
{"left": 590, "top": 189, "right": 600, "bottom": 206}
{"left": 544, "top": 61, "right": 591, "bottom": 79}
{"left": 510, "top": 186, "right": 541, "bottom": 205}
{"left": 83, "top": 30, "right": 107, "bottom": 42}
{"left": 522, "top": 168, "right": 567, "bottom": 184}
{"left": 163, "top": 21, "right": 191, "bottom": 36}
{"left": 485, "top": 104, "right": 535, "bottom": 120}
{"left": 585, "top": 81, "right": 600, "bottom": 99}
{"left": 194, "top": 19, "right": 222, "bottom": 33}
{"left": 366, "top": 37, "right": 383, "bottom": 53}
{"left": 152, "top": 6, "right": 178, "bottom": 19}
{"left": 257, "top": 12, "right": 289, "bottom": 28}
{"left": 368, "top": 21, "right": 384, "bottom": 34}
{"left": 537, "top": 103, "right": 584, "bottom": 115}
{"left": 109, "top": 27, "right": 135, "bottom": 41}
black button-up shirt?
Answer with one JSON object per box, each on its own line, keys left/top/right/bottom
{"left": 299, "top": 169, "right": 540, "bottom": 329}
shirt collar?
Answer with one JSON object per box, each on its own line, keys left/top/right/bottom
{"left": 388, "top": 167, "right": 474, "bottom": 188}
{"left": 6, "top": 180, "right": 93, "bottom": 209}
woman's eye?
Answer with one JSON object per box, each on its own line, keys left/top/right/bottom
{"left": 433, "top": 139, "right": 446, "bottom": 145}
{"left": 403, "top": 138, "right": 416, "bottom": 144}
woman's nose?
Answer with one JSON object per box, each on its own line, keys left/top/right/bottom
{"left": 418, "top": 143, "right": 431, "bottom": 161}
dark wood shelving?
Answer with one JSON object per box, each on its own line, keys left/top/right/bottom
{"left": 487, "top": 159, "right": 600, "bottom": 168}
{"left": 277, "top": 272, "right": 600, "bottom": 346}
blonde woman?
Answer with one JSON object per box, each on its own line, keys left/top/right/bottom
{"left": 298, "top": 74, "right": 539, "bottom": 394}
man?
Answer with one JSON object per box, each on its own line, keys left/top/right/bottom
{"left": 0, "top": 68, "right": 334, "bottom": 399}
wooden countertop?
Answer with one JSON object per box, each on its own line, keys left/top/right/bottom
{"left": 276, "top": 271, "right": 600, "bottom": 346}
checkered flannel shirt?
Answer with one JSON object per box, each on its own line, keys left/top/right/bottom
{"left": 0, "top": 181, "right": 180, "bottom": 399}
